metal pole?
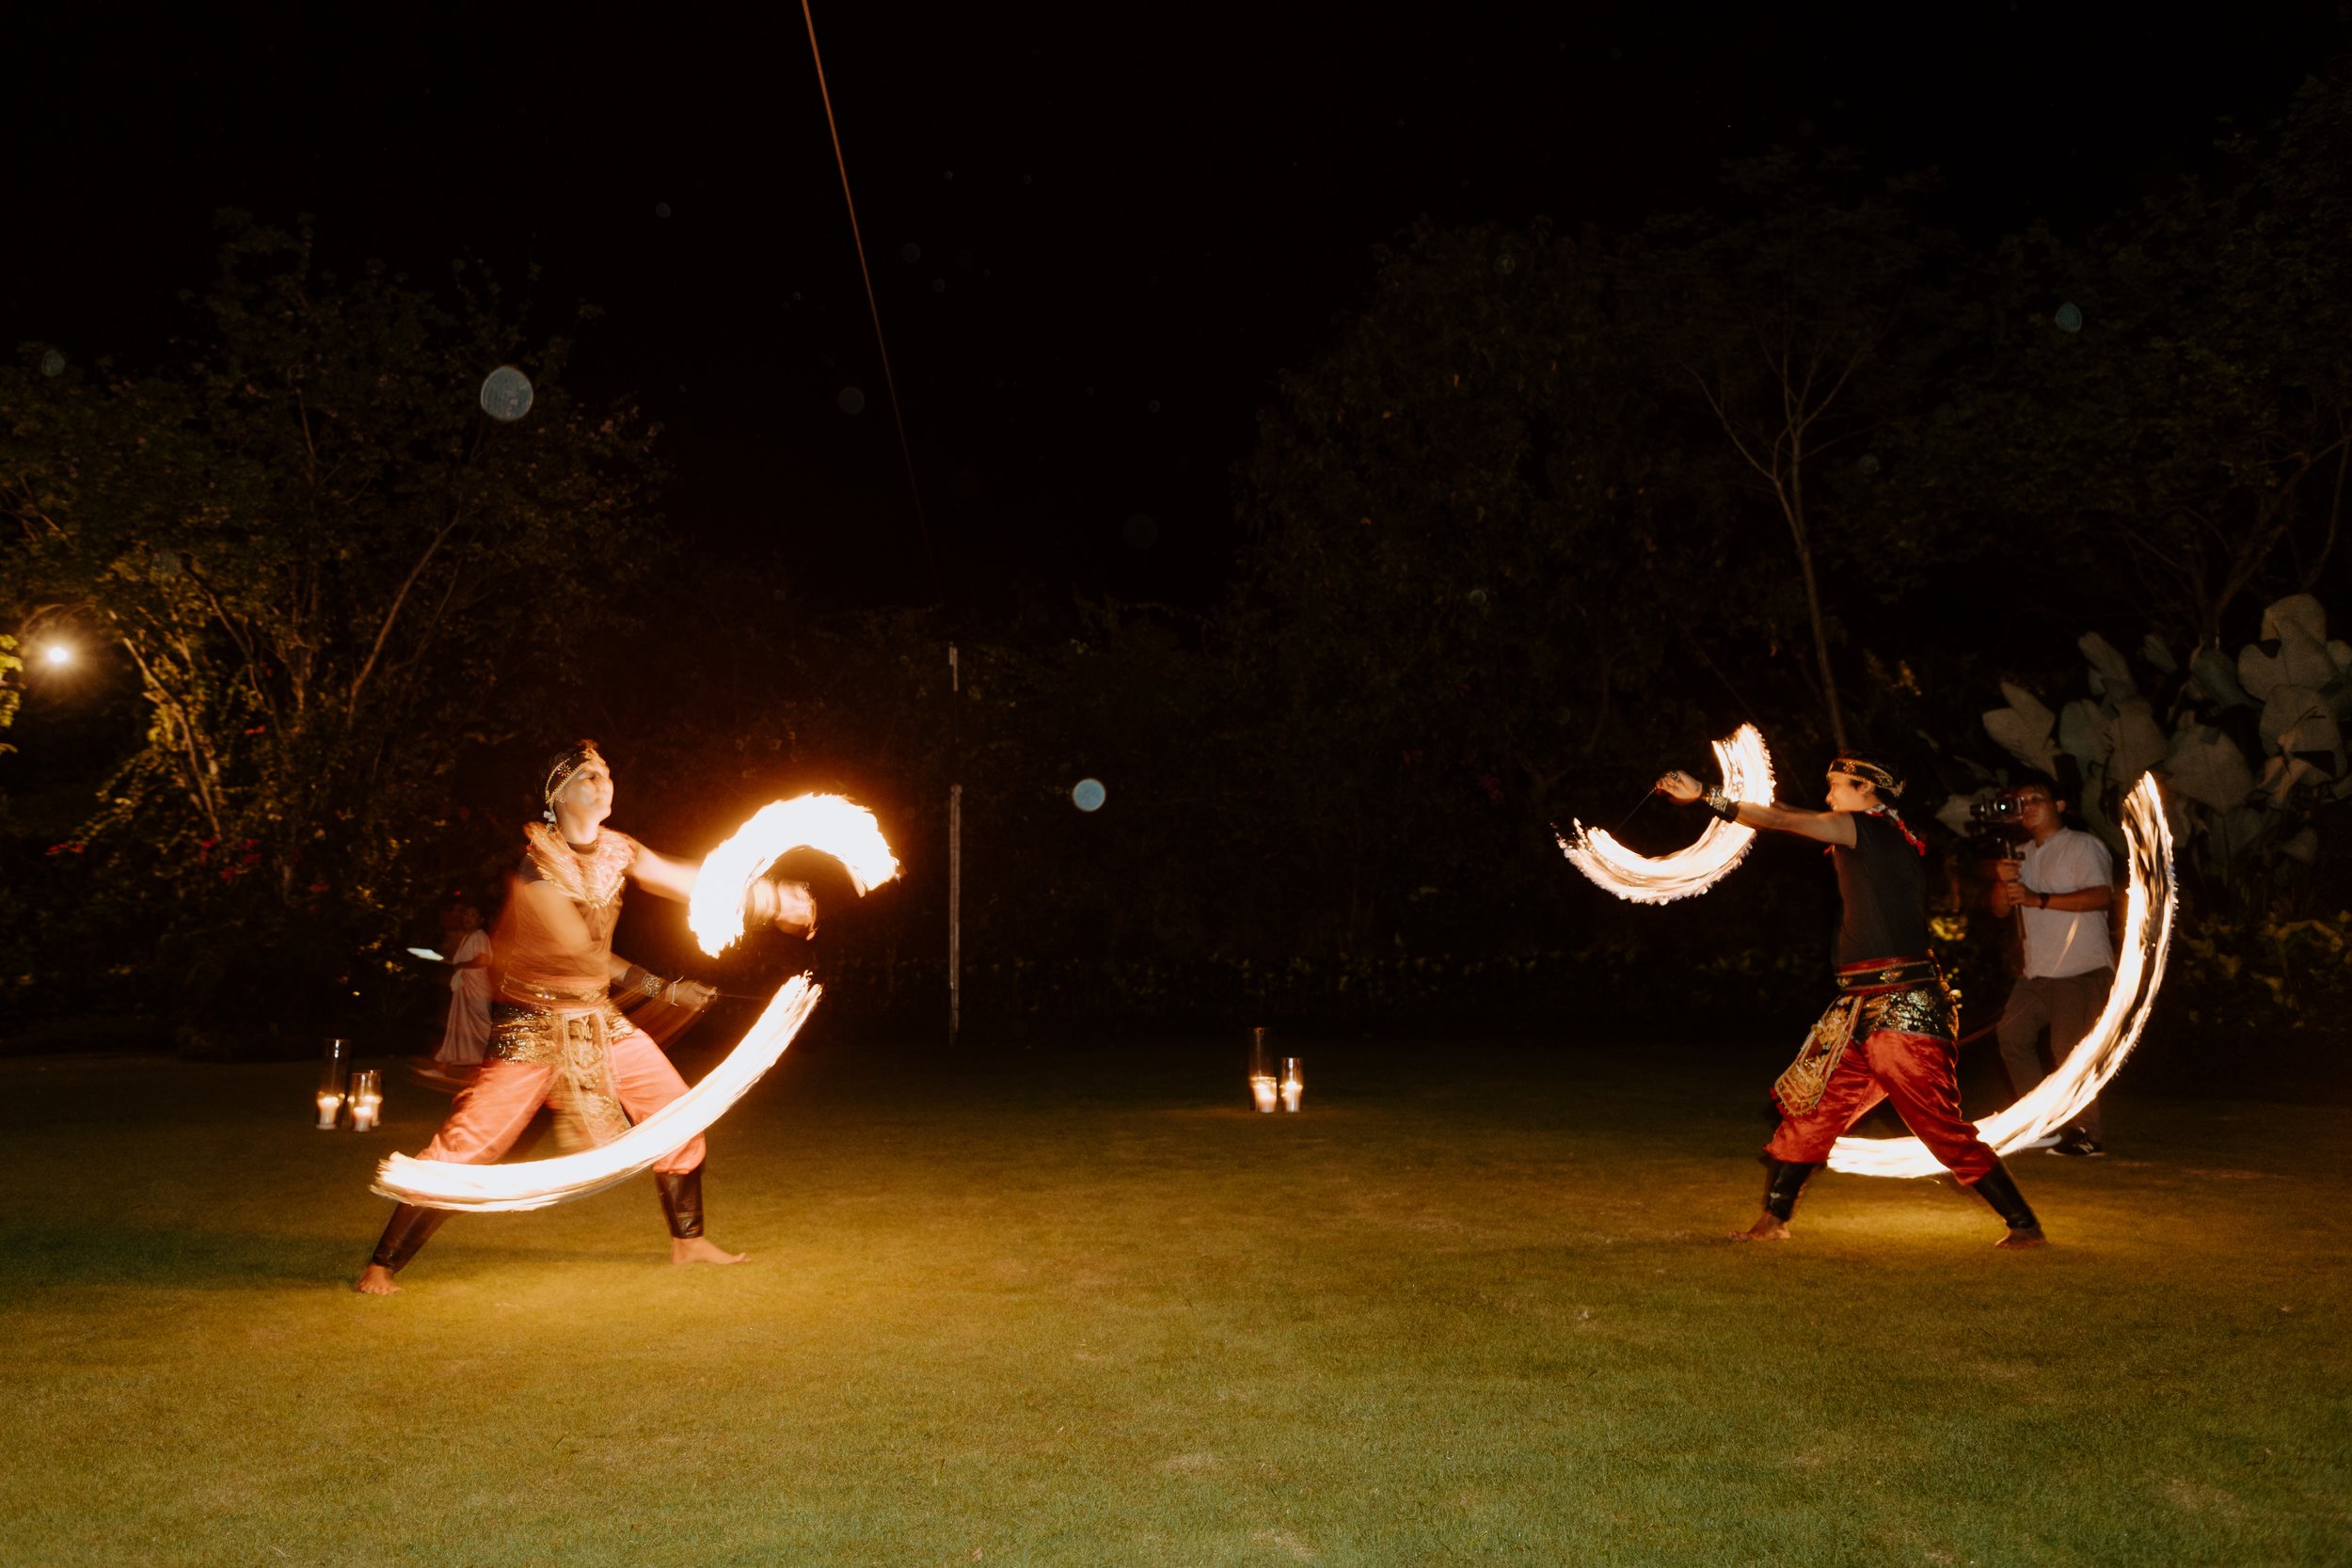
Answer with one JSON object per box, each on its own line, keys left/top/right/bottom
{"left": 948, "top": 642, "right": 961, "bottom": 1046}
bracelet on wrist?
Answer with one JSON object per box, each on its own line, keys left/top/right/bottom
{"left": 1702, "top": 786, "right": 1740, "bottom": 823}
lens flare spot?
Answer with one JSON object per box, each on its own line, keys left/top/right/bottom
{"left": 480, "top": 366, "right": 534, "bottom": 422}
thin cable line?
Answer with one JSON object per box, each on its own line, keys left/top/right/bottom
{"left": 800, "top": 0, "right": 939, "bottom": 587}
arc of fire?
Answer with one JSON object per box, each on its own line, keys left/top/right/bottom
{"left": 1558, "top": 724, "right": 1776, "bottom": 904}
{"left": 1831, "top": 772, "right": 2177, "bottom": 1178}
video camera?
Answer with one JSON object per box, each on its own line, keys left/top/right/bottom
{"left": 1963, "top": 791, "right": 2032, "bottom": 857}
{"left": 1969, "top": 794, "right": 2023, "bottom": 827}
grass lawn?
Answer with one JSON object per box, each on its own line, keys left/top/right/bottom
{"left": 0, "top": 1033, "right": 2345, "bottom": 1567}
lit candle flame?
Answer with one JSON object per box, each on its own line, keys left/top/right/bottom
{"left": 374, "top": 793, "right": 897, "bottom": 1212}
{"left": 1828, "top": 772, "right": 2177, "bottom": 1178}
{"left": 1558, "top": 725, "right": 1775, "bottom": 904}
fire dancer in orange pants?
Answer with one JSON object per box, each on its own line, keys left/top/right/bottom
{"left": 356, "top": 741, "right": 814, "bottom": 1293}
{"left": 1657, "top": 752, "right": 2045, "bottom": 1248}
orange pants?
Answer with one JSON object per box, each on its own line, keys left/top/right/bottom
{"left": 416, "top": 1024, "right": 704, "bottom": 1174}
{"left": 1764, "top": 1027, "right": 1997, "bottom": 1182}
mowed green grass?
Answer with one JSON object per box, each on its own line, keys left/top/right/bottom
{"left": 0, "top": 1037, "right": 2344, "bottom": 1568}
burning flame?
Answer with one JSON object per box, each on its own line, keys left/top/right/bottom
{"left": 1828, "top": 772, "right": 2178, "bottom": 1178}
{"left": 373, "top": 793, "right": 899, "bottom": 1212}
{"left": 689, "top": 794, "right": 900, "bottom": 957}
{"left": 1558, "top": 725, "right": 1776, "bottom": 904}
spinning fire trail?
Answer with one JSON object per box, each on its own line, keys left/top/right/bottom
{"left": 1830, "top": 772, "right": 2176, "bottom": 1178}
{"left": 373, "top": 795, "right": 899, "bottom": 1212}
{"left": 1563, "top": 733, "right": 2179, "bottom": 1181}
{"left": 1558, "top": 725, "right": 1775, "bottom": 904}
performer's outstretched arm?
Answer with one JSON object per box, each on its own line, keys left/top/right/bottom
{"left": 627, "top": 843, "right": 818, "bottom": 932}
{"left": 1656, "top": 769, "right": 1857, "bottom": 847}
{"left": 626, "top": 844, "right": 703, "bottom": 901}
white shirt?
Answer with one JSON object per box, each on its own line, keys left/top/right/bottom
{"left": 447, "top": 928, "right": 491, "bottom": 997}
{"left": 2018, "top": 828, "right": 2114, "bottom": 978}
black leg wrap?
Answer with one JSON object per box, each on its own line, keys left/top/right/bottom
{"left": 369, "top": 1203, "right": 452, "bottom": 1273}
{"left": 1972, "top": 1163, "right": 2042, "bottom": 1231}
{"left": 1762, "top": 1158, "right": 1821, "bottom": 1222}
{"left": 656, "top": 1168, "right": 705, "bottom": 1240}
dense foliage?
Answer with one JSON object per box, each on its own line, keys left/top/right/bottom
{"left": 8, "top": 77, "right": 2352, "bottom": 1055}
{"left": 2, "top": 219, "right": 661, "bottom": 1047}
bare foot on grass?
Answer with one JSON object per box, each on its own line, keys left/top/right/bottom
{"left": 1729, "top": 1212, "right": 1790, "bottom": 1242}
{"left": 671, "top": 1237, "right": 746, "bottom": 1265}
{"left": 354, "top": 1264, "right": 403, "bottom": 1294}
{"left": 1994, "top": 1226, "right": 2049, "bottom": 1250}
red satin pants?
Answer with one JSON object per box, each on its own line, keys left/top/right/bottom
{"left": 1765, "top": 1028, "right": 1998, "bottom": 1183}
{"left": 414, "top": 1025, "right": 705, "bottom": 1175}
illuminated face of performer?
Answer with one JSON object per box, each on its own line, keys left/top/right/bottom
{"left": 1824, "top": 770, "right": 1880, "bottom": 814}
{"left": 551, "top": 754, "right": 614, "bottom": 838}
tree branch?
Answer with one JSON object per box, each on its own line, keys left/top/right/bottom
{"left": 346, "top": 501, "right": 465, "bottom": 719}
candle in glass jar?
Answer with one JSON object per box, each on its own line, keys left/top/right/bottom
{"left": 1249, "top": 1074, "right": 1279, "bottom": 1114}
{"left": 1279, "top": 1057, "right": 1304, "bottom": 1113}
{"left": 347, "top": 1070, "right": 382, "bottom": 1131}
{"left": 318, "top": 1037, "right": 352, "bottom": 1130}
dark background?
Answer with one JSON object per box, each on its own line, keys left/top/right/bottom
{"left": 8, "top": 5, "right": 2339, "bottom": 606}
{"left": 6, "top": 5, "right": 2350, "bottom": 1092}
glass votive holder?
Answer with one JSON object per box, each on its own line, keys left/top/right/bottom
{"left": 347, "top": 1069, "right": 382, "bottom": 1132}
{"left": 1279, "top": 1057, "right": 1304, "bottom": 1113}
{"left": 1248, "top": 1025, "right": 1277, "bottom": 1112}
{"left": 318, "top": 1037, "right": 353, "bottom": 1128}
{"left": 319, "top": 1036, "right": 350, "bottom": 1097}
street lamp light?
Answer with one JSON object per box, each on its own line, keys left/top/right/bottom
{"left": 42, "top": 642, "right": 73, "bottom": 668}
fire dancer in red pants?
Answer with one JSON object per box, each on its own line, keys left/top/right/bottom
{"left": 1657, "top": 752, "right": 2045, "bottom": 1248}
{"left": 355, "top": 741, "right": 815, "bottom": 1294}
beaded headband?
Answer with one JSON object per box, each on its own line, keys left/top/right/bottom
{"left": 1828, "top": 755, "right": 1904, "bottom": 798}
{"left": 542, "top": 741, "right": 606, "bottom": 822}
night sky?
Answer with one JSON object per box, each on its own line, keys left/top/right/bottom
{"left": 8, "top": 6, "right": 2340, "bottom": 608}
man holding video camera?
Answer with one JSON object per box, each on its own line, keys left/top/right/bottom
{"left": 1988, "top": 773, "right": 2113, "bottom": 1157}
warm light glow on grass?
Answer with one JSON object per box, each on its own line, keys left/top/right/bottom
{"left": 1558, "top": 724, "right": 1775, "bottom": 904}
{"left": 1829, "top": 772, "right": 2178, "bottom": 1178}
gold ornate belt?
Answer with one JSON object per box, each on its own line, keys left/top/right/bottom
{"left": 1835, "top": 954, "right": 1940, "bottom": 995}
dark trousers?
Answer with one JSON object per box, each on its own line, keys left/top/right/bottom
{"left": 1994, "top": 967, "right": 2112, "bottom": 1140}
